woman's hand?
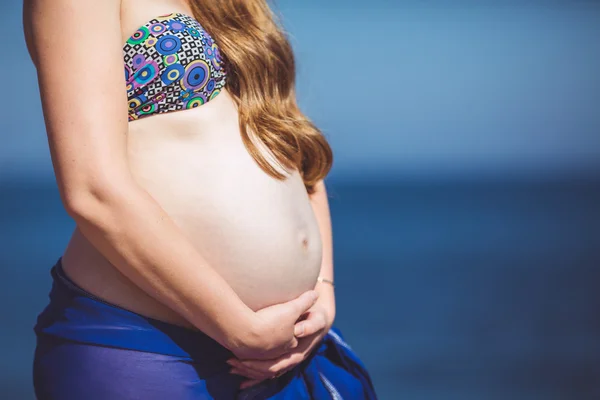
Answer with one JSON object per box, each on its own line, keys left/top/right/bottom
{"left": 231, "top": 290, "right": 320, "bottom": 360}
{"left": 228, "top": 293, "right": 335, "bottom": 389}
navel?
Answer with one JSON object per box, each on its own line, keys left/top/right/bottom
{"left": 301, "top": 237, "right": 309, "bottom": 251}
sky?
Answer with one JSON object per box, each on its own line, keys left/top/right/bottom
{"left": 1, "top": 0, "right": 599, "bottom": 182}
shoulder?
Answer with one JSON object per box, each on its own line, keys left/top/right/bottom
{"left": 23, "top": 0, "right": 123, "bottom": 68}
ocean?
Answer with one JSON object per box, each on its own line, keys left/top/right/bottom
{"left": 1, "top": 178, "right": 599, "bottom": 399}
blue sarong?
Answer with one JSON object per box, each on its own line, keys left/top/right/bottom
{"left": 33, "top": 258, "right": 378, "bottom": 399}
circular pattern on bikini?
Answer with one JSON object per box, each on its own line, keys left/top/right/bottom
{"left": 163, "top": 54, "right": 179, "bottom": 66}
{"left": 185, "top": 95, "right": 206, "bottom": 109}
{"left": 127, "top": 26, "right": 150, "bottom": 45}
{"left": 128, "top": 99, "right": 141, "bottom": 110}
{"left": 161, "top": 64, "right": 185, "bottom": 85}
{"left": 138, "top": 103, "right": 157, "bottom": 115}
{"left": 187, "top": 27, "right": 201, "bottom": 37}
{"left": 178, "top": 89, "right": 194, "bottom": 101}
{"left": 168, "top": 19, "right": 187, "bottom": 32}
{"left": 181, "top": 60, "right": 210, "bottom": 91}
{"left": 124, "top": 14, "right": 228, "bottom": 120}
{"left": 134, "top": 62, "right": 158, "bottom": 85}
{"left": 145, "top": 37, "right": 158, "bottom": 48}
{"left": 205, "top": 45, "right": 223, "bottom": 70}
{"left": 206, "top": 79, "right": 215, "bottom": 93}
{"left": 128, "top": 94, "right": 148, "bottom": 110}
{"left": 209, "top": 90, "right": 221, "bottom": 101}
{"left": 156, "top": 35, "right": 182, "bottom": 55}
{"left": 202, "top": 35, "right": 213, "bottom": 47}
{"left": 204, "top": 45, "right": 216, "bottom": 60}
{"left": 149, "top": 23, "right": 166, "bottom": 35}
{"left": 132, "top": 54, "right": 145, "bottom": 69}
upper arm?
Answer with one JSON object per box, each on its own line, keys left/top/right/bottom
{"left": 24, "top": 0, "right": 131, "bottom": 207}
{"left": 22, "top": 5, "right": 37, "bottom": 67}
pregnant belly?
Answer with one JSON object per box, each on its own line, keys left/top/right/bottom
{"left": 64, "top": 106, "right": 322, "bottom": 322}
{"left": 151, "top": 176, "right": 322, "bottom": 312}
{"left": 172, "top": 183, "right": 322, "bottom": 311}
{"left": 129, "top": 136, "right": 323, "bottom": 311}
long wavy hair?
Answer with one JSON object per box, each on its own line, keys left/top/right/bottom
{"left": 188, "top": 0, "right": 332, "bottom": 195}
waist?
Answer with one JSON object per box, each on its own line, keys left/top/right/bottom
{"left": 34, "top": 257, "right": 233, "bottom": 373}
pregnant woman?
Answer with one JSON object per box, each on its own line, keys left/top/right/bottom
{"left": 24, "top": 0, "right": 377, "bottom": 398}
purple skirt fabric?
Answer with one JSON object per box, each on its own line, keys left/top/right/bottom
{"left": 33, "top": 258, "right": 378, "bottom": 399}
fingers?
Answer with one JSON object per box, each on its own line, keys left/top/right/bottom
{"left": 229, "top": 352, "right": 305, "bottom": 379}
{"left": 229, "top": 365, "right": 265, "bottom": 380}
{"left": 239, "top": 379, "right": 262, "bottom": 390}
{"left": 294, "top": 310, "right": 327, "bottom": 338}
{"left": 289, "top": 290, "right": 319, "bottom": 317}
{"left": 287, "top": 337, "right": 299, "bottom": 350}
{"left": 243, "top": 339, "right": 294, "bottom": 361}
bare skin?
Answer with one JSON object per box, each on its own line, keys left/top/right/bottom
{"left": 23, "top": 0, "right": 335, "bottom": 364}
{"left": 61, "top": 87, "right": 323, "bottom": 322}
{"left": 233, "top": 181, "right": 337, "bottom": 387}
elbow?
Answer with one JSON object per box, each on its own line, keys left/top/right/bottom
{"left": 62, "top": 187, "right": 101, "bottom": 221}
{"left": 61, "top": 178, "right": 134, "bottom": 223}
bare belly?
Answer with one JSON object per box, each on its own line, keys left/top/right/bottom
{"left": 61, "top": 89, "right": 323, "bottom": 328}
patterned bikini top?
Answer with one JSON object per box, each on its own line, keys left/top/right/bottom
{"left": 123, "top": 13, "right": 227, "bottom": 122}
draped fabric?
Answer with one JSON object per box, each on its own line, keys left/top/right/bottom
{"left": 33, "top": 258, "right": 378, "bottom": 399}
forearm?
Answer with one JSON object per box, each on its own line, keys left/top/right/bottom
{"left": 66, "top": 176, "right": 255, "bottom": 350}
{"left": 309, "top": 180, "right": 336, "bottom": 324}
